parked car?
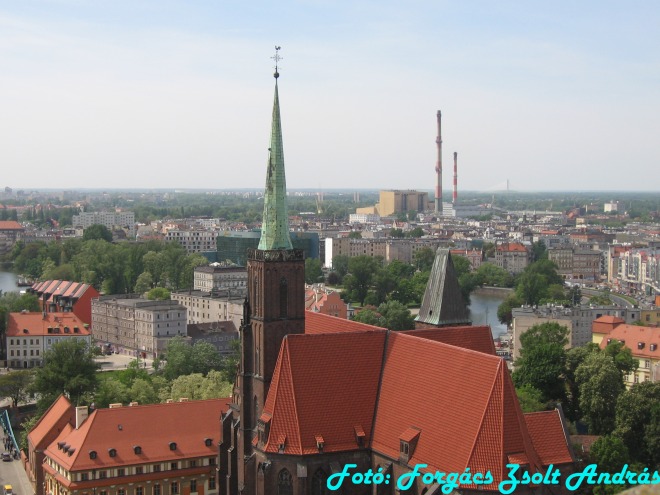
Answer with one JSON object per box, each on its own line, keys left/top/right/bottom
{"left": 1, "top": 453, "right": 12, "bottom": 462}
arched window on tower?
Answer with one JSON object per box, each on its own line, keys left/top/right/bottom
{"left": 280, "top": 278, "right": 288, "bottom": 318}
{"left": 312, "top": 468, "right": 328, "bottom": 495}
{"left": 278, "top": 468, "right": 293, "bottom": 495}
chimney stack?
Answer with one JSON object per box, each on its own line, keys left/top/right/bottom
{"left": 434, "top": 110, "right": 442, "bottom": 214}
{"left": 453, "top": 152, "right": 458, "bottom": 205}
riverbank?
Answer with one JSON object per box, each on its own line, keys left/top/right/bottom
{"left": 473, "top": 286, "right": 514, "bottom": 297}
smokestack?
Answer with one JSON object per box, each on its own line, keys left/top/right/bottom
{"left": 453, "top": 152, "right": 458, "bottom": 205}
{"left": 434, "top": 110, "right": 442, "bottom": 213}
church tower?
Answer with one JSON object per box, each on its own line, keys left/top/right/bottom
{"left": 226, "top": 48, "right": 306, "bottom": 495}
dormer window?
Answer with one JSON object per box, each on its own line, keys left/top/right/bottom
{"left": 169, "top": 442, "right": 177, "bottom": 451}
{"left": 651, "top": 344, "right": 658, "bottom": 351}
{"left": 315, "top": 435, "right": 324, "bottom": 452}
{"left": 89, "top": 450, "right": 97, "bottom": 459}
{"left": 398, "top": 427, "right": 421, "bottom": 464}
{"left": 134, "top": 445, "right": 142, "bottom": 454}
{"left": 109, "top": 448, "right": 117, "bottom": 457}
{"left": 638, "top": 342, "right": 645, "bottom": 350}
{"left": 277, "top": 434, "right": 286, "bottom": 454}
{"left": 204, "top": 438, "right": 213, "bottom": 447}
{"left": 354, "top": 425, "right": 366, "bottom": 448}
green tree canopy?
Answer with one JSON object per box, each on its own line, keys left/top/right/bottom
{"left": 613, "top": 382, "right": 660, "bottom": 466}
{"left": 576, "top": 352, "right": 625, "bottom": 435}
{"left": 32, "top": 339, "right": 100, "bottom": 412}
{"left": 82, "top": 224, "right": 113, "bottom": 242}
{"left": 0, "top": 370, "right": 34, "bottom": 408}
{"left": 147, "top": 287, "right": 171, "bottom": 300}
{"left": 305, "top": 258, "right": 324, "bottom": 284}
{"left": 512, "top": 322, "right": 569, "bottom": 401}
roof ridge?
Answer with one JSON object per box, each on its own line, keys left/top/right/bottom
{"left": 368, "top": 329, "right": 392, "bottom": 448}
{"left": 465, "top": 358, "right": 502, "bottom": 470}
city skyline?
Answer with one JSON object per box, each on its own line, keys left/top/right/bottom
{"left": 1, "top": 1, "right": 659, "bottom": 192}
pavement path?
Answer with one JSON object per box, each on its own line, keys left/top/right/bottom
{"left": 0, "top": 452, "right": 33, "bottom": 495}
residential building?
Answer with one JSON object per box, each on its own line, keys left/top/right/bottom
{"left": 6, "top": 312, "right": 91, "bottom": 368}
{"left": 450, "top": 248, "right": 483, "bottom": 270}
{"left": 165, "top": 229, "right": 219, "bottom": 254}
{"left": 324, "top": 237, "right": 448, "bottom": 268}
{"left": 29, "top": 396, "right": 229, "bottom": 495}
{"left": 548, "top": 247, "right": 601, "bottom": 281}
{"left": 91, "top": 296, "right": 187, "bottom": 358}
{"left": 592, "top": 316, "right": 660, "bottom": 385}
{"left": 72, "top": 211, "right": 135, "bottom": 237}
{"left": 494, "top": 242, "right": 531, "bottom": 275}
{"left": 170, "top": 290, "right": 244, "bottom": 329}
{"left": 186, "top": 321, "right": 239, "bottom": 356}
{"left": 0, "top": 220, "right": 24, "bottom": 255}
{"left": 193, "top": 264, "right": 247, "bottom": 292}
{"left": 216, "top": 231, "right": 319, "bottom": 266}
{"left": 304, "top": 284, "right": 348, "bottom": 319}
{"left": 29, "top": 280, "right": 100, "bottom": 327}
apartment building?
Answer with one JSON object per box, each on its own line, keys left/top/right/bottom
{"left": 193, "top": 265, "right": 247, "bottom": 292}
{"left": 494, "top": 242, "right": 531, "bottom": 275}
{"left": 29, "top": 396, "right": 229, "bottom": 495}
{"left": 324, "top": 237, "right": 448, "bottom": 268}
{"left": 91, "top": 296, "right": 187, "bottom": 358}
{"left": 72, "top": 211, "right": 135, "bottom": 237}
{"left": 170, "top": 290, "right": 244, "bottom": 329}
{"left": 6, "top": 312, "right": 91, "bottom": 368}
{"left": 165, "top": 229, "right": 219, "bottom": 254}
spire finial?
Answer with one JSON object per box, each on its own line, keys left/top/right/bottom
{"left": 272, "top": 46, "right": 282, "bottom": 79}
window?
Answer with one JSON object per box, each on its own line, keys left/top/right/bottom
{"left": 170, "top": 462, "right": 178, "bottom": 470}
{"left": 154, "top": 485, "right": 161, "bottom": 495}
{"left": 80, "top": 473, "right": 89, "bottom": 481}
{"left": 99, "top": 471, "right": 107, "bottom": 479}
{"left": 312, "top": 468, "right": 327, "bottom": 495}
{"left": 117, "top": 468, "right": 125, "bottom": 477}
{"left": 136, "top": 466, "right": 143, "bottom": 475}
{"left": 118, "top": 490, "right": 125, "bottom": 495}
{"left": 153, "top": 465, "right": 161, "bottom": 473}
{"left": 645, "top": 360, "right": 651, "bottom": 369}
{"left": 209, "top": 457, "right": 216, "bottom": 466}
{"left": 171, "top": 483, "right": 179, "bottom": 495}
{"left": 189, "top": 460, "right": 197, "bottom": 468}
{"left": 278, "top": 469, "right": 293, "bottom": 495}
{"left": 136, "top": 489, "right": 143, "bottom": 495}
{"left": 190, "top": 480, "right": 197, "bottom": 493}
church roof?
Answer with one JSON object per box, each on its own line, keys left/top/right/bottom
{"left": 257, "top": 76, "right": 292, "bottom": 251}
{"left": 259, "top": 330, "right": 566, "bottom": 486}
{"left": 524, "top": 410, "right": 575, "bottom": 465}
{"left": 415, "top": 248, "right": 471, "bottom": 326}
{"left": 400, "top": 325, "right": 497, "bottom": 355}
{"left": 304, "top": 311, "right": 383, "bottom": 334}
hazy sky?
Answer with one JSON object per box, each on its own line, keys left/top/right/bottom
{"left": 1, "top": 1, "right": 659, "bottom": 192}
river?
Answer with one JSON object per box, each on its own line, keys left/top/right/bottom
{"left": 0, "top": 270, "right": 20, "bottom": 294}
{"left": 469, "top": 289, "right": 509, "bottom": 338}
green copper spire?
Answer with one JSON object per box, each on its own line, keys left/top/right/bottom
{"left": 258, "top": 50, "right": 293, "bottom": 251}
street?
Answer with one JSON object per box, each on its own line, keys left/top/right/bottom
{"left": 0, "top": 453, "right": 33, "bottom": 495}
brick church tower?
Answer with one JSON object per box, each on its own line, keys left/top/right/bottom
{"left": 221, "top": 51, "right": 305, "bottom": 495}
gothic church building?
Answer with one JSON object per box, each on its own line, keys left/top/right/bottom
{"left": 219, "top": 65, "right": 574, "bottom": 495}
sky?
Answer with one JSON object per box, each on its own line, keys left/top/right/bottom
{"left": 1, "top": 1, "right": 659, "bottom": 193}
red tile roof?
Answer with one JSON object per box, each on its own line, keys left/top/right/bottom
{"left": 598, "top": 324, "right": 660, "bottom": 360}
{"left": 45, "top": 399, "right": 231, "bottom": 471}
{"left": 0, "top": 221, "right": 23, "bottom": 230}
{"left": 7, "top": 312, "right": 90, "bottom": 337}
{"left": 262, "top": 332, "right": 387, "bottom": 455}
{"left": 592, "top": 315, "right": 625, "bottom": 335}
{"left": 497, "top": 242, "right": 527, "bottom": 252}
{"left": 27, "top": 395, "right": 75, "bottom": 450}
{"left": 401, "top": 325, "right": 496, "bottom": 355}
{"left": 304, "top": 311, "right": 382, "bottom": 334}
{"left": 524, "top": 410, "right": 574, "bottom": 465}
{"left": 260, "top": 330, "right": 566, "bottom": 488}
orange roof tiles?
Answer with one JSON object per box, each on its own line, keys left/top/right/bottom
{"left": 598, "top": 324, "right": 660, "bottom": 360}
{"left": 592, "top": 315, "right": 625, "bottom": 335}
{"left": 27, "top": 395, "right": 75, "bottom": 450}
{"left": 262, "top": 332, "right": 387, "bottom": 455}
{"left": 7, "top": 312, "right": 90, "bottom": 337}
{"left": 304, "top": 311, "right": 382, "bottom": 334}
{"left": 45, "top": 399, "right": 231, "bottom": 472}
{"left": 497, "top": 242, "right": 527, "bottom": 252}
{"left": 525, "top": 410, "right": 574, "bottom": 465}
{"left": 401, "top": 325, "right": 497, "bottom": 355}
{"left": 0, "top": 221, "right": 23, "bottom": 230}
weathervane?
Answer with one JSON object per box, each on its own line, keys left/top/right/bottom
{"left": 272, "top": 46, "right": 282, "bottom": 79}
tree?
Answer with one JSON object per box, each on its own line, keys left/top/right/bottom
{"left": 94, "top": 377, "right": 130, "bottom": 408}
{"left": 413, "top": 247, "right": 435, "bottom": 272}
{"left": 497, "top": 293, "right": 523, "bottom": 326}
{"left": 613, "top": 382, "right": 660, "bottom": 466}
{"left": 82, "top": 224, "right": 113, "bottom": 242}
{"left": 305, "top": 258, "right": 324, "bottom": 284}
{"left": 589, "top": 436, "right": 631, "bottom": 495}
{"left": 331, "top": 255, "right": 350, "bottom": 278}
{"left": 567, "top": 285, "right": 582, "bottom": 306}
{"left": 531, "top": 240, "right": 547, "bottom": 261}
{"left": 147, "top": 287, "right": 171, "bottom": 300}
{"left": 0, "top": 370, "right": 34, "bottom": 408}
{"left": 32, "top": 339, "right": 100, "bottom": 411}
{"left": 512, "top": 322, "right": 568, "bottom": 401}
{"left": 377, "top": 300, "right": 415, "bottom": 331}
{"left": 351, "top": 307, "right": 385, "bottom": 327}
{"left": 343, "top": 256, "right": 382, "bottom": 305}
{"left": 389, "top": 228, "right": 405, "bottom": 238}
{"left": 134, "top": 271, "right": 154, "bottom": 294}
{"left": 162, "top": 337, "right": 194, "bottom": 380}
{"left": 564, "top": 344, "right": 599, "bottom": 421}
{"left": 515, "top": 384, "right": 546, "bottom": 413}
{"left": 603, "top": 340, "right": 637, "bottom": 377}
{"left": 347, "top": 231, "right": 362, "bottom": 239}
{"left": 130, "top": 378, "right": 159, "bottom": 405}
{"left": 576, "top": 352, "right": 625, "bottom": 435}
{"left": 406, "top": 227, "right": 424, "bottom": 238}
{"left": 190, "top": 341, "right": 224, "bottom": 375}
